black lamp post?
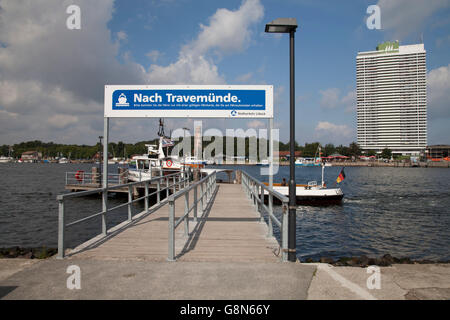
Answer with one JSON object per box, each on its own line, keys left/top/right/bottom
{"left": 265, "top": 18, "right": 298, "bottom": 262}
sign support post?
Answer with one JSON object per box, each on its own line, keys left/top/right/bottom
{"left": 102, "top": 117, "right": 109, "bottom": 235}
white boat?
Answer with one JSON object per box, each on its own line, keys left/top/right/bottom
{"left": 0, "top": 156, "right": 13, "bottom": 163}
{"left": 128, "top": 143, "right": 163, "bottom": 182}
{"left": 262, "top": 163, "right": 344, "bottom": 205}
{"left": 295, "top": 157, "right": 321, "bottom": 167}
{"left": 257, "top": 159, "right": 269, "bottom": 166}
{"left": 59, "top": 157, "right": 69, "bottom": 164}
{"left": 182, "top": 156, "right": 207, "bottom": 166}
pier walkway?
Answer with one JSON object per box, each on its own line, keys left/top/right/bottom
{"left": 68, "top": 183, "right": 280, "bottom": 262}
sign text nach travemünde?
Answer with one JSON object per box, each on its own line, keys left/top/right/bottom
{"left": 104, "top": 85, "right": 273, "bottom": 118}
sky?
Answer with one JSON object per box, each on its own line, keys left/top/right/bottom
{"left": 0, "top": 0, "right": 449, "bottom": 146}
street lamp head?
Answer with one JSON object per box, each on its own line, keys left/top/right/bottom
{"left": 265, "top": 18, "right": 297, "bottom": 33}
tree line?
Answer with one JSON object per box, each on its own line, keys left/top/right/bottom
{"left": 1, "top": 139, "right": 389, "bottom": 159}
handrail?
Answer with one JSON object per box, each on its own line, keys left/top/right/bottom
{"left": 57, "top": 170, "right": 188, "bottom": 258}
{"left": 240, "top": 171, "right": 289, "bottom": 262}
{"left": 167, "top": 171, "right": 217, "bottom": 261}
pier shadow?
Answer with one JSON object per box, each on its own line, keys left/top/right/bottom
{"left": 175, "top": 185, "right": 220, "bottom": 259}
{"left": 0, "top": 286, "right": 18, "bottom": 299}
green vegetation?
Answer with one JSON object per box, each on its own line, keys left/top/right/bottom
{"left": 1, "top": 139, "right": 369, "bottom": 160}
{"left": 381, "top": 148, "right": 392, "bottom": 159}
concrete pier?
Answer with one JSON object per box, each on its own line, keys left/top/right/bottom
{"left": 0, "top": 181, "right": 449, "bottom": 300}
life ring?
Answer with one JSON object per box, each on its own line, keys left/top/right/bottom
{"left": 166, "top": 159, "right": 173, "bottom": 167}
{"left": 75, "top": 170, "right": 84, "bottom": 182}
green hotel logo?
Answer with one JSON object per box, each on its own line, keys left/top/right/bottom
{"left": 376, "top": 41, "right": 399, "bottom": 52}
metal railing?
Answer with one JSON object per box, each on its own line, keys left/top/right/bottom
{"left": 241, "top": 171, "right": 289, "bottom": 262}
{"left": 65, "top": 171, "right": 127, "bottom": 185}
{"left": 57, "top": 171, "right": 189, "bottom": 259}
{"left": 167, "top": 171, "right": 217, "bottom": 261}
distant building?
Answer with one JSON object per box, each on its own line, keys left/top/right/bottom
{"left": 21, "top": 151, "right": 42, "bottom": 162}
{"left": 275, "top": 151, "right": 302, "bottom": 159}
{"left": 425, "top": 145, "right": 450, "bottom": 160}
{"left": 356, "top": 41, "right": 427, "bottom": 156}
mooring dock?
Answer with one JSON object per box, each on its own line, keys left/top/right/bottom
{"left": 68, "top": 183, "right": 280, "bottom": 262}
{"left": 58, "top": 170, "right": 290, "bottom": 262}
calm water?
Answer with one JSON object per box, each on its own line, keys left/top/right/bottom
{"left": 0, "top": 163, "right": 449, "bottom": 261}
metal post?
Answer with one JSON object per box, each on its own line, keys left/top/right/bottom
{"left": 200, "top": 180, "right": 204, "bottom": 214}
{"left": 166, "top": 176, "right": 169, "bottom": 198}
{"left": 102, "top": 117, "right": 109, "bottom": 236}
{"left": 128, "top": 185, "right": 132, "bottom": 221}
{"left": 260, "top": 185, "right": 264, "bottom": 222}
{"left": 268, "top": 118, "right": 274, "bottom": 237}
{"left": 145, "top": 181, "right": 149, "bottom": 212}
{"left": 173, "top": 176, "right": 176, "bottom": 194}
{"left": 157, "top": 180, "right": 161, "bottom": 204}
{"left": 288, "top": 30, "right": 297, "bottom": 262}
{"left": 57, "top": 197, "right": 65, "bottom": 259}
{"left": 168, "top": 198, "right": 175, "bottom": 261}
{"left": 184, "top": 192, "right": 189, "bottom": 236}
{"left": 282, "top": 201, "right": 289, "bottom": 262}
{"left": 193, "top": 185, "right": 198, "bottom": 222}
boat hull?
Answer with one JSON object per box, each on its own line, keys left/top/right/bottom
{"left": 260, "top": 185, "right": 344, "bottom": 206}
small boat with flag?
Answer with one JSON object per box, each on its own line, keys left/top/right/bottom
{"left": 262, "top": 164, "right": 345, "bottom": 205}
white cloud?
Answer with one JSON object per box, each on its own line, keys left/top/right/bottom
{"left": 319, "top": 88, "right": 340, "bottom": 109}
{"left": 428, "top": 64, "right": 450, "bottom": 119}
{"left": 48, "top": 114, "right": 79, "bottom": 128}
{"left": 376, "top": 0, "right": 450, "bottom": 39}
{"left": 186, "top": 0, "right": 264, "bottom": 57}
{"left": 145, "top": 0, "right": 263, "bottom": 85}
{"left": 0, "top": 0, "right": 265, "bottom": 144}
{"left": 146, "top": 49, "right": 162, "bottom": 63}
{"left": 318, "top": 88, "right": 356, "bottom": 112}
{"left": 247, "top": 120, "right": 265, "bottom": 128}
{"left": 235, "top": 72, "right": 253, "bottom": 83}
{"left": 341, "top": 89, "right": 357, "bottom": 113}
{"left": 116, "top": 30, "right": 127, "bottom": 41}
{"left": 314, "top": 121, "right": 354, "bottom": 144}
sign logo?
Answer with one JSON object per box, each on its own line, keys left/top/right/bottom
{"left": 115, "top": 93, "right": 129, "bottom": 107}
{"left": 231, "top": 110, "right": 237, "bottom": 116}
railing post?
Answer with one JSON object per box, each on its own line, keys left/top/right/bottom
{"left": 200, "top": 180, "right": 204, "bottom": 214}
{"left": 173, "top": 176, "right": 176, "bottom": 194}
{"left": 128, "top": 185, "right": 132, "bottom": 221}
{"left": 157, "top": 180, "right": 161, "bottom": 204}
{"left": 268, "top": 190, "right": 273, "bottom": 238}
{"left": 260, "top": 185, "right": 264, "bottom": 222}
{"left": 168, "top": 197, "right": 175, "bottom": 261}
{"left": 193, "top": 185, "right": 198, "bottom": 222}
{"left": 57, "top": 197, "right": 65, "bottom": 259}
{"left": 102, "top": 188, "right": 107, "bottom": 236}
{"left": 184, "top": 192, "right": 189, "bottom": 237}
{"left": 166, "top": 176, "right": 169, "bottom": 198}
{"left": 145, "top": 181, "right": 149, "bottom": 212}
{"left": 282, "top": 201, "right": 289, "bottom": 262}
{"left": 253, "top": 183, "right": 257, "bottom": 208}
{"left": 207, "top": 175, "right": 211, "bottom": 200}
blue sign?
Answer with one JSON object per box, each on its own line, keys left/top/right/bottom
{"left": 105, "top": 85, "right": 273, "bottom": 118}
{"left": 112, "top": 90, "right": 265, "bottom": 110}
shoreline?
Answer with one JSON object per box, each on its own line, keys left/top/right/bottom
{"left": 2, "top": 247, "right": 449, "bottom": 267}
{"left": 303, "top": 254, "right": 450, "bottom": 267}
{"left": 214, "top": 161, "right": 450, "bottom": 168}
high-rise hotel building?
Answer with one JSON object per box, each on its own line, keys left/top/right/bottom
{"left": 356, "top": 41, "right": 427, "bottom": 155}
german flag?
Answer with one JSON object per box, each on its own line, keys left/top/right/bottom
{"left": 336, "top": 168, "right": 346, "bottom": 184}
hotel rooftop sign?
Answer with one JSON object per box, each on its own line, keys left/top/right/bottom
{"left": 376, "top": 41, "right": 399, "bottom": 53}
{"left": 104, "top": 85, "right": 273, "bottom": 118}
